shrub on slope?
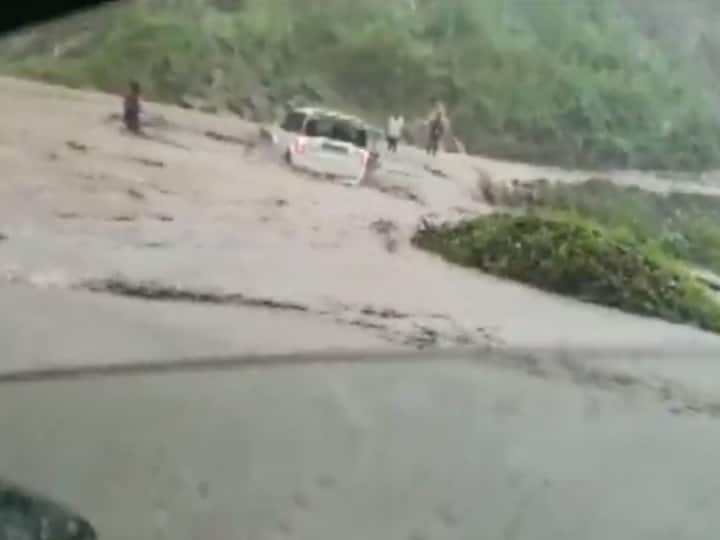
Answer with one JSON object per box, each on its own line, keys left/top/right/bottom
{"left": 413, "top": 212, "right": 720, "bottom": 332}
{"left": 492, "top": 178, "right": 720, "bottom": 275}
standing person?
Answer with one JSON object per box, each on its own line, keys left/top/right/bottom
{"left": 123, "top": 81, "right": 142, "bottom": 135}
{"left": 386, "top": 114, "right": 404, "bottom": 153}
{"left": 427, "top": 110, "right": 445, "bottom": 156}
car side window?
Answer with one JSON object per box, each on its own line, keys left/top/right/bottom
{"left": 305, "top": 118, "right": 334, "bottom": 138}
{"left": 332, "top": 122, "right": 368, "bottom": 148}
{"left": 302, "top": 116, "right": 368, "bottom": 149}
{"left": 339, "top": 125, "right": 367, "bottom": 148}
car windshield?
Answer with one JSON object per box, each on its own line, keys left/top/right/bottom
{"left": 4, "top": 0, "right": 720, "bottom": 538}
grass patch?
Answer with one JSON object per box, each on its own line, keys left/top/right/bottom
{"left": 413, "top": 212, "right": 720, "bottom": 332}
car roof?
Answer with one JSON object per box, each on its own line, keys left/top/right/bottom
{"left": 291, "top": 106, "right": 373, "bottom": 130}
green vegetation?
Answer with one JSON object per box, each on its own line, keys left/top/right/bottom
{"left": 495, "top": 178, "right": 720, "bottom": 275}
{"left": 413, "top": 212, "right": 720, "bottom": 332}
{"left": 4, "top": 0, "right": 720, "bottom": 170}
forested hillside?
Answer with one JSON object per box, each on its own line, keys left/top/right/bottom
{"left": 4, "top": 0, "right": 720, "bottom": 171}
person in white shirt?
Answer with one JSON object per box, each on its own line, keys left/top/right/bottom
{"left": 386, "top": 114, "right": 404, "bottom": 153}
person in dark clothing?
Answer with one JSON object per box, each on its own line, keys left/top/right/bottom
{"left": 123, "top": 81, "right": 142, "bottom": 134}
{"left": 427, "top": 112, "right": 444, "bottom": 156}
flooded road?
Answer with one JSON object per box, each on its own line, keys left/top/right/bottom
{"left": 2, "top": 76, "right": 720, "bottom": 359}
{"left": 2, "top": 76, "right": 720, "bottom": 539}
{"left": 1, "top": 359, "right": 720, "bottom": 540}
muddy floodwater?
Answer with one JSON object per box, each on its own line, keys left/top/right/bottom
{"left": 1, "top": 359, "right": 720, "bottom": 540}
{"left": 2, "top": 77, "right": 720, "bottom": 540}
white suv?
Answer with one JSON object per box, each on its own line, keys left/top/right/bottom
{"left": 274, "top": 107, "right": 381, "bottom": 185}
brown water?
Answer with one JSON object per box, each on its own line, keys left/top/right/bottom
{"left": 3, "top": 76, "right": 720, "bottom": 538}
{"left": 2, "top": 76, "right": 720, "bottom": 361}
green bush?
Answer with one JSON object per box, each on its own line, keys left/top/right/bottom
{"left": 413, "top": 212, "right": 720, "bottom": 332}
